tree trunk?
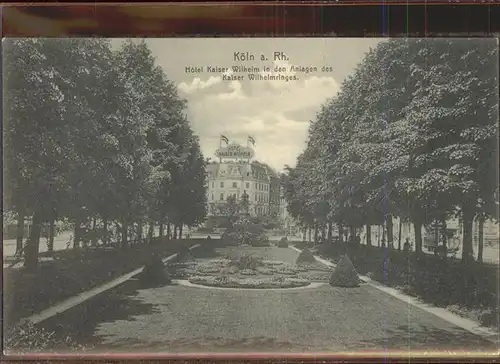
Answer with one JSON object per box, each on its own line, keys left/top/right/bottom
{"left": 114, "top": 222, "right": 121, "bottom": 245}
{"left": 349, "top": 225, "right": 356, "bottom": 242}
{"left": 148, "top": 223, "right": 154, "bottom": 244}
{"left": 386, "top": 215, "right": 394, "bottom": 248}
{"left": 121, "top": 220, "right": 128, "bottom": 248}
{"left": 173, "top": 225, "right": 178, "bottom": 240}
{"left": 167, "top": 222, "right": 171, "bottom": 241}
{"left": 366, "top": 224, "right": 372, "bottom": 246}
{"left": 15, "top": 209, "right": 25, "bottom": 256}
{"left": 414, "top": 221, "right": 423, "bottom": 254}
{"left": 48, "top": 218, "right": 55, "bottom": 253}
{"left": 338, "top": 222, "right": 343, "bottom": 244}
{"left": 137, "top": 222, "right": 143, "bottom": 244}
{"left": 179, "top": 224, "right": 184, "bottom": 240}
{"left": 462, "top": 209, "right": 474, "bottom": 263}
{"left": 24, "top": 212, "right": 42, "bottom": 272}
{"left": 308, "top": 227, "right": 312, "bottom": 243}
{"left": 90, "top": 217, "right": 97, "bottom": 246}
{"left": 327, "top": 221, "right": 333, "bottom": 240}
{"left": 314, "top": 225, "right": 319, "bottom": 243}
{"left": 398, "top": 218, "right": 403, "bottom": 251}
{"left": 477, "top": 217, "right": 485, "bottom": 263}
{"left": 103, "top": 218, "right": 108, "bottom": 246}
{"left": 159, "top": 223, "right": 164, "bottom": 238}
{"left": 73, "top": 218, "right": 82, "bottom": 249}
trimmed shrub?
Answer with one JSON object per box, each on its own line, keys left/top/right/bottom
{"left": 329, "top": 254, "right": 360, "bottom": 288}
{"left": 296, "top": 248, "right": 316, "bottom": 265}
{"left": 277, "top": 237, "right": 289, "bottom": 248}
{"left": 176, "top": 246, "right": 196, "bottom": 262}
{"left": 139, "top": 256, "right": 171, "bottom": 285}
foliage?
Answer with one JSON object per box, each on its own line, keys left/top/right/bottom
{"left": 329, "top": 255, "right": 360, "bottom": 288}
{"left": 139, "top": 256, "right": 171, "bottom": 285}
{"left": 188, "top": 275, "right": 310, "bottom": 289}
{"left": 176, "top": 245, "right": 196, "bottom": 262}
{"left": 295, "top": 248, "right": 316, "bottom": 264}
{"left": 316, "top": 241, "right": 498, "bottom": 327}
{"left": 3, "top": 39, "right": 207, "bottom": 270}
{"left": 222, "top": 219, "right": 270, "bottom": 247}
{"left": 284, "top": 38, "right": 498, "bottom": 263}
{"left": 277, "top": 237, "right": 289, "bottom": 248}
{"left": 5, "top": 321, "right": 88, "bottom": 353}
{"left": 227, "top": 253, "right": 263, "bottom": 270}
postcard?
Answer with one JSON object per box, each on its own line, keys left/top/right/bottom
{"left": 2, "top": 37, "right": 499, "bottom": 356}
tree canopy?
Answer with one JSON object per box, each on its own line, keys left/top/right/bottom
{"left": 284, "top": 38, "right": 498, "bottom": 262}
{"left": 3, "top": 39, "right": 207, "bottom": 270}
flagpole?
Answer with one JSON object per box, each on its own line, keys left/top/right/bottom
{"left": 219, "top": 134, "right": 222, "bottom": 164}
{"left": 246, "top": 136, "right": 250, "bottom": 165}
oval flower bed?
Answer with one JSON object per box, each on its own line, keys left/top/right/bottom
{"left": 188, "top": 275, "right": 311, "bottom": 289}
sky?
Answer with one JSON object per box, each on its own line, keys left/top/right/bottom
{"left": 141, "top": 38, "right": 382, "bottom": 171}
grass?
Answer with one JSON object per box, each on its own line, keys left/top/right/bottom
{"left": 7, "top": 245, "right": 497, "bottom": 353}
{"left": 314, "top": 242, "right": 499, "bottom": 331}
{"left": 3, "top": 238, "right": 204, "bottom": 328}
{"left": 34, "top": 259, "right": 496, "bottom": 353}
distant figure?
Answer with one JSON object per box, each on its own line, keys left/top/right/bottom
{"left": 437, "top": 244, "right": 447, "bottom": 258}
{"left": 207, "top": 235, "right": 212, "bottom": 241}
{"left": 403, "top": 238, "right": 411, "bottom": 252}
{"left": 355, "top": 235, "right": 361, "bottom": 244}
{"left": 381, "top": 242, "right": 386, "bottom": 248}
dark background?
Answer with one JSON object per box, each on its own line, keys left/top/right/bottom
{"left": 1, "top": 3, "right": 499, "bottom": 37}
{"left": 1, "top": 1, "right": 499, "bottom": 364}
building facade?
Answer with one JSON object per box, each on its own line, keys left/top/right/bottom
{"left": 206, "top": 142, "right": 280, "bottom": 218}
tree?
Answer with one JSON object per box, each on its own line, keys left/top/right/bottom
{"left": 3, "top": 38, "right": 207, "bottom": 269}
{"left": 285, "top": 38, "right": 498, "bottom": 265}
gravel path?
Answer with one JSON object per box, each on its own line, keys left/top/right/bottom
{"left": 32, "top": 246, "right": 496, "bottom": 354}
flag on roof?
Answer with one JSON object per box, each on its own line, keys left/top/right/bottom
{"left": 248, "top": 135, "right": 256, "bottom": 146}
{"left": 220, "top": 134, "right": 229, "bottom": 144}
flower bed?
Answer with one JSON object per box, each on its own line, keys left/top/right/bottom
{"left": 188, "top": 275, "right": 311, "bottom": 289}
{"left": 297, "top": 273, "right": 330, "bottom": 282}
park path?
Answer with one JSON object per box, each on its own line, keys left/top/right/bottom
{"left": 33, "top": 246, "right": 497, "bottom": 354}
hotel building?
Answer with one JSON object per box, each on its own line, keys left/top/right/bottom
{"left": 205, "top": 141, "right": 280, "bottom": 218}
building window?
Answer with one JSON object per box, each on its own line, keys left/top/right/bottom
{"left": 220, "top": 182, "right": 224, "bottom": 188}
{"left": 212, "top": 182, "right": 214, "bottom": 188}
{"left": 211, "top": 194, "right": 214, "bottom": 200}
{"left": 255, "top": 195, "right": 257, "bottom": 201}
{"left": 220, "top": 193, "right": 224, "bottom": 201}
{"left": 255, "top": 183, "right": 257, "bottom": 189}
{"left": 246, "top": 182, "right": 250, "bottom": 188}
{"left": 233, "top": 182, "right": 238, "bottom": 188}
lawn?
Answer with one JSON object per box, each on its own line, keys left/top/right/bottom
{"left": 3, "top": 238, "right": 202, "bottom": 328}
{"left": 21, "top": 245, "right": 496, "bottom": 354}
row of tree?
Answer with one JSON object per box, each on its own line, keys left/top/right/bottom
{"left": 284, "top": 39, "right": 498, "bottom": 263}
{"left": 4, "top": 39, "right": 207, "bottom": 270}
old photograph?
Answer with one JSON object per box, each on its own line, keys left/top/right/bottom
{"left": 2, "top": 37, "right": 499, "bottom": 355}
